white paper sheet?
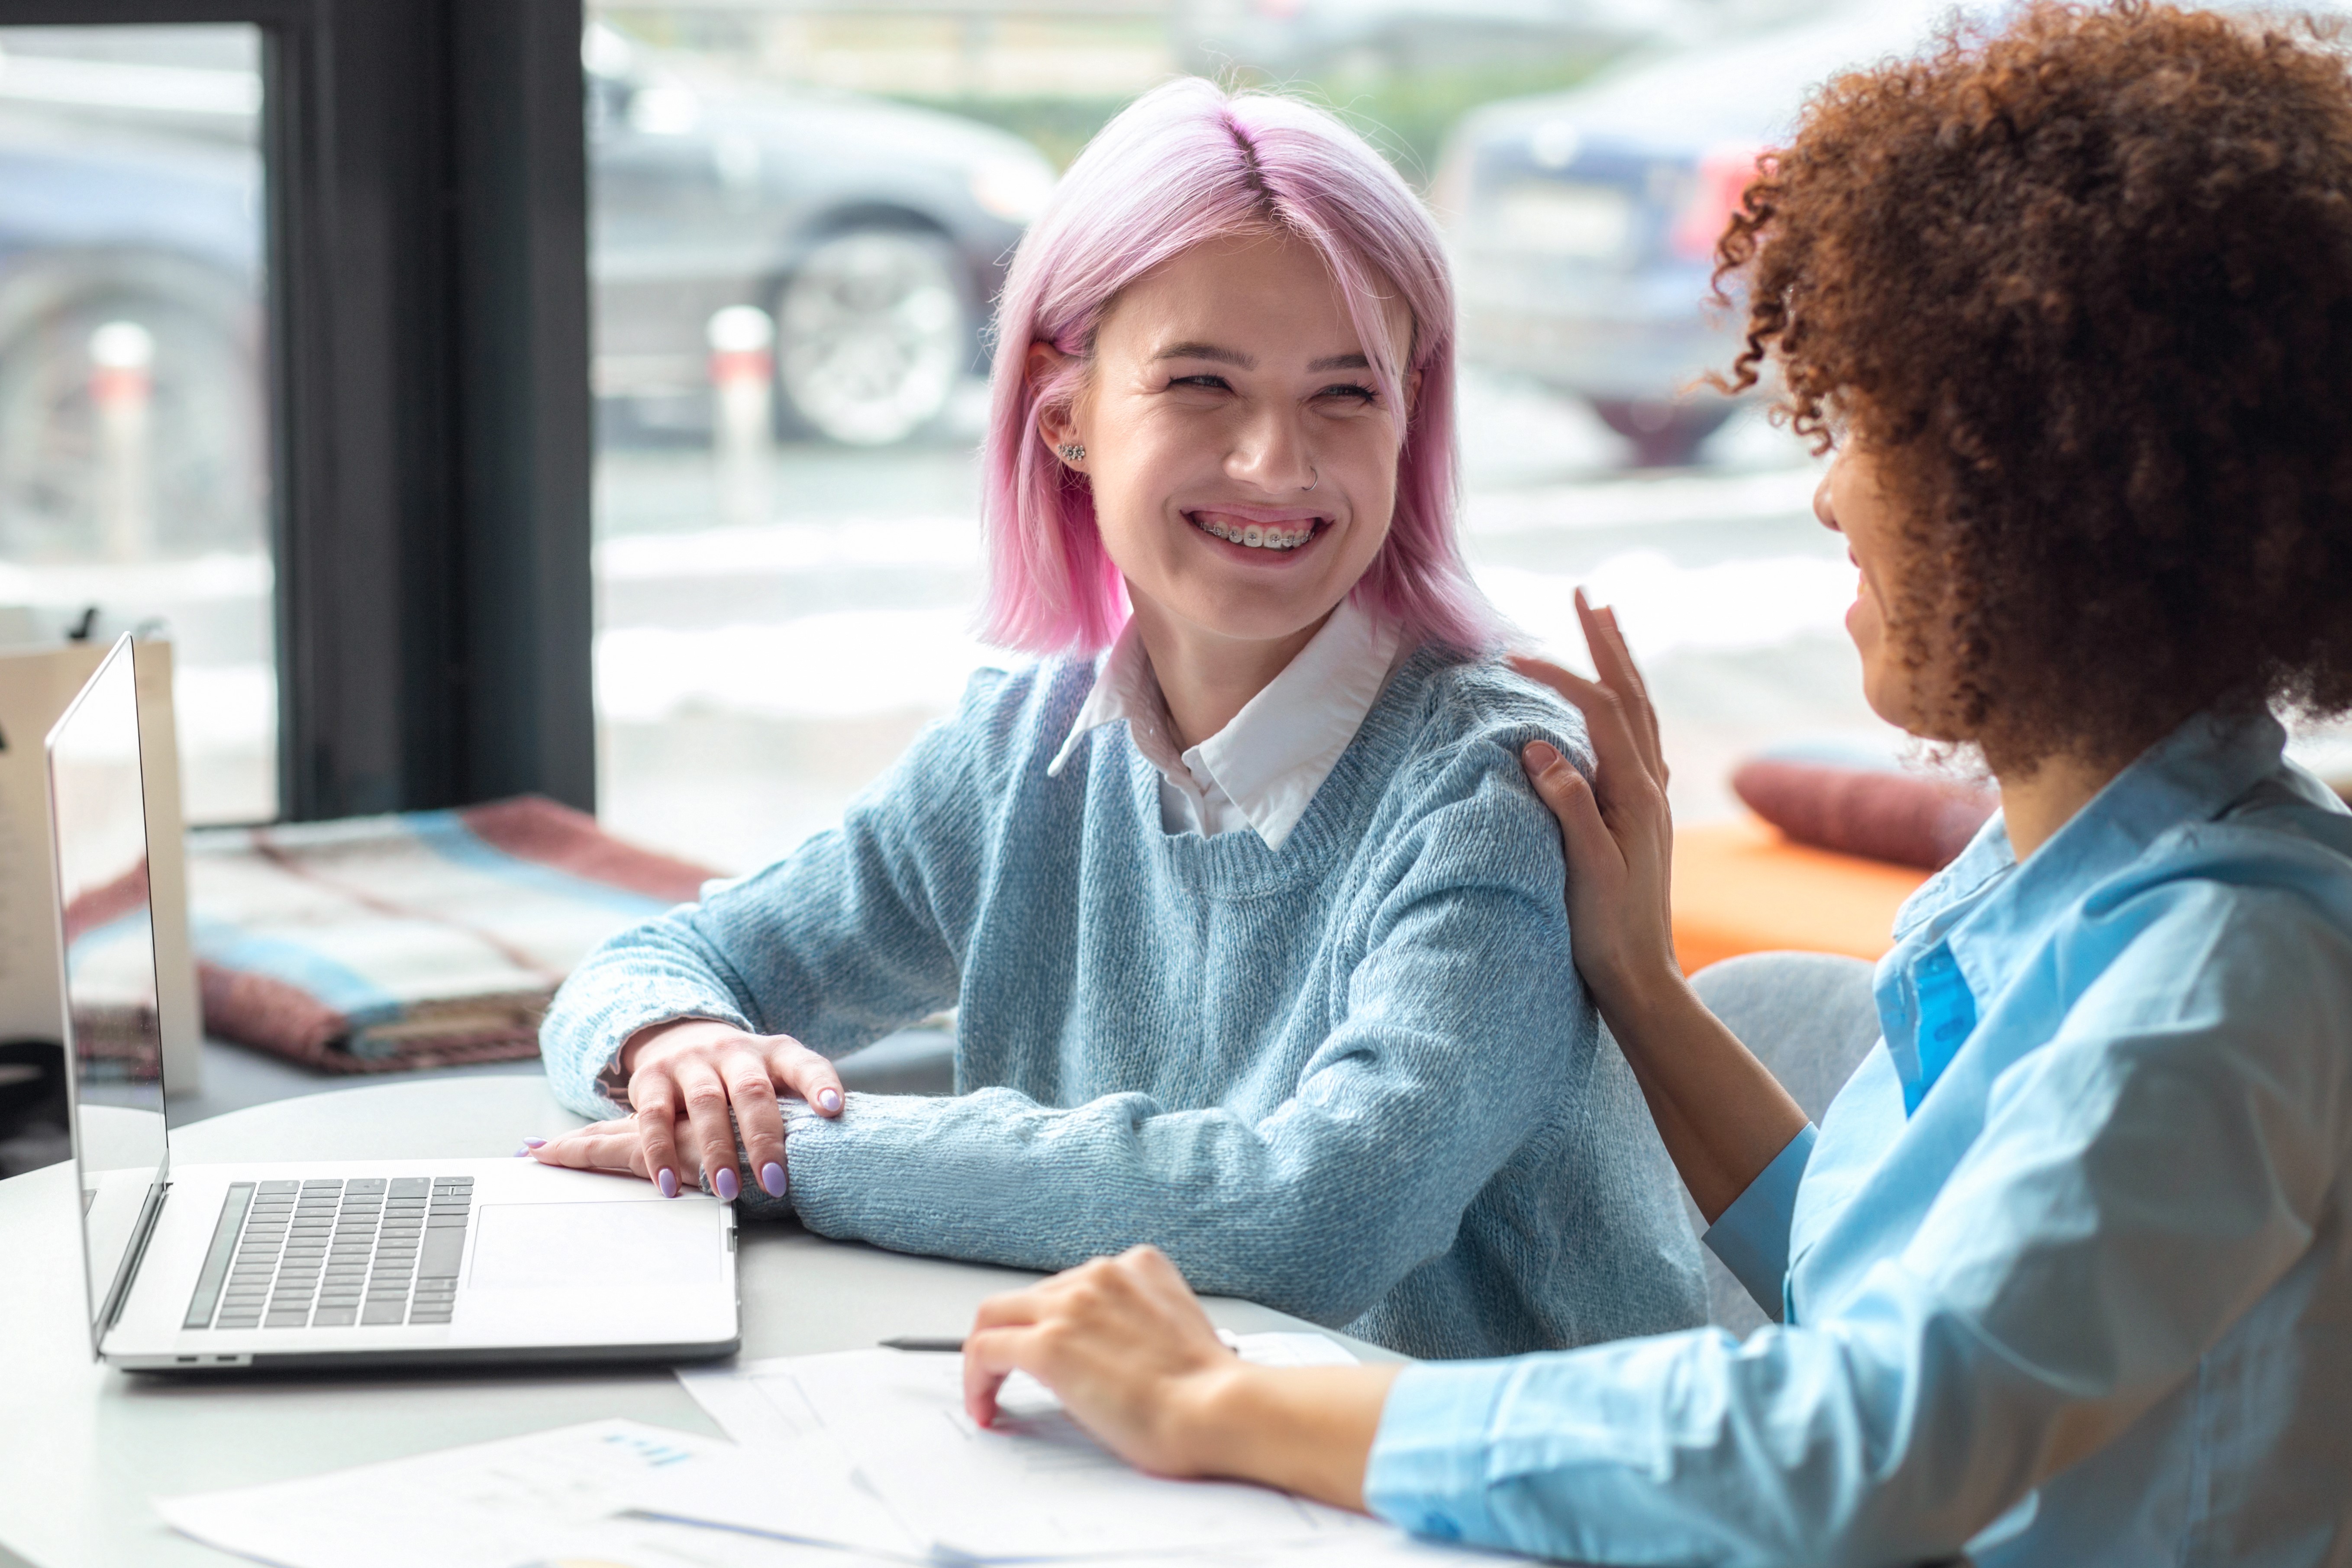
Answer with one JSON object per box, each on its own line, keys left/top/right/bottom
{"left": 154, "top": 1418, "right": 898, "bottom": 1568}
{"left": 622, "top": 1426, "right": 928, "bottom": 1562}
{"left": 1215, "top": 1329, "right": 1362, "bottom": 1368}
{"left": 673, "top": 1332, "right": 1354, "bottom": 1449}
{"left": 663, "top": 1338, "right": 1389, "bottom": 1562}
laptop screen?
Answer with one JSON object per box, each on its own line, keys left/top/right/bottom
{"left": 47, "top": 636, "right": 168, "bottom": 1348}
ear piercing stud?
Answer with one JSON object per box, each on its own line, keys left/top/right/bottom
{"left": 1057, "top": 443, "right": 1086, "bottom": 462}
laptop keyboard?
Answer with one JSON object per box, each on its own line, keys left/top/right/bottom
{"left": 182, "top": 1176, "right": 473, "bottom": 1331}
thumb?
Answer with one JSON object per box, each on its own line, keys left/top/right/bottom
{"left": 1523, "top": 741, "right": 1620, "bottom": 880}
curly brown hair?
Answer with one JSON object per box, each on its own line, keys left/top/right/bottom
{"left": 1715, "top": 1, "right": 2352, "bottom": 769}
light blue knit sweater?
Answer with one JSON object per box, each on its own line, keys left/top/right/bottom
{"left": 542, "top": 646, "right": 1706, "bottom": 1358}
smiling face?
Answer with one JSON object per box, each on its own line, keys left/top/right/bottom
{"left": 1816, "top": 442, "right": 1958, "bottom": 740}
{"left": 1033, "top": 230, "right": 1415, "bottom": 655}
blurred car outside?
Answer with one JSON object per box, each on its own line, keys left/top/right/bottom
{"left": 0, "top": 24, "right": 1061, "bottom": 571}
{"left": 0, "top": 29, "right": 265, "bottom": 564}
{"left": 0, "top": 26, "right": 278, "bottom": 823}
{"left": 1439, "top": 0, "right": 2352, "bottom": 468}
{"left": 1176, "top": 0, "right": 1813, "bottom": 75}
{"left": 1437, "top": 0, "right": 1971, "bottom": 467}
{"left": 586, "top": 22, "right": 1057, "bottom": 449}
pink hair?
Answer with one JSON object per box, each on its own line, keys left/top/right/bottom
{"left": 979, "top": 77, "right": 1501, "bottom": 658}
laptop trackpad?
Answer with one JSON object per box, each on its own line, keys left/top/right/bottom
{"left": 468, "top": 1201, "right": 724, "bottom": 1289}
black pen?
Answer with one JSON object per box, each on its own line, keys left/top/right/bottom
{"left": 879, "top": 1335, "right": 965, "bottom": 1352}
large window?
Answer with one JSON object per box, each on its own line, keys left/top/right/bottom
{"left": 0, "top": 2, "right": 597, "bottom": 831}
{"left": 583, "top": 3, "right": 1911, "bottom": 876}
{"left": 0, "top": 23, "right": 272, "bottom": 823}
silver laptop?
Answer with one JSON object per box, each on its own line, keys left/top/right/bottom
{"left": 47, "top": 636, "right": 739, "bottom": 1371}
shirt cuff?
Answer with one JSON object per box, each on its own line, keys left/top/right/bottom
{"left": 1362, "top": 1360, "right": 1518, "bottom": 1548}
{"left": 1703, "top": 1122, "right": 1816, "bottom": 1320}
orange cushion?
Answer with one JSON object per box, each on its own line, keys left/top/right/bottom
{"left": 1671, "top": 814, "right": 1931, "bottom": 974}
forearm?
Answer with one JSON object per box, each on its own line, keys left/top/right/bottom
{"left": 1603, "top": 970, "right": 1808, "bottom": 1224}
{"left": 786, "top": 1092, "right": 1430, "bottom": 1320}
{"left": 1181, "top": 1363, "right": 1402, "bottom": 1511}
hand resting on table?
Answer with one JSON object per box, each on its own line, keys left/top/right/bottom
{"left": 962, "top": 1245, "right": 1398, "bottom": 1512}
{"left": 525, "top": 1018, "right": 845, "bottom": 1200}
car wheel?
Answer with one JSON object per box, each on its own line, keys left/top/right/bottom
{"left": 774, "top": 229, "right": 968, "bottom": 447}
{"left": 1590, "top": 398, "right": 1735, "bottom": 469}
{"left": 0, "top": 254, "right": 265, "bottom": 561}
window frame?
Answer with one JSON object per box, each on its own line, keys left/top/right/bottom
{"left": 0, "top": 0, "right": 594, "bottom": 819}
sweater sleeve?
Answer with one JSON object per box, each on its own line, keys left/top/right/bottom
{"left": 538, "top": 668, "right": 1026, "bottom": 1118}
{"left": 774, "top": 730, "right": 1593, "bottom": 1329}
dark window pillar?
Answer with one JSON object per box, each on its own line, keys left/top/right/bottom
{"left": 285, "top": 0, "right": 595, "bottom": 818}
{"left": 443, "top": 0, "right": 595, "bottom": 812}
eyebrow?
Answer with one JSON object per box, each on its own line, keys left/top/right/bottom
{"left": 1153, "top": 341, "right": 1252, "bottom": 367}
{"left": 1151, "top": 342, "right": 1375, "bottom": 374}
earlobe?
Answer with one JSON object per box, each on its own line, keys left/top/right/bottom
{"left": 1036, "top": 407, "right": 1086, "bottom": 470}
{"left": 1027, "top": 340, "right": 1087, "bottom": 470}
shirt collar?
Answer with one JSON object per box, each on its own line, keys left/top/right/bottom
{"left": 1046, "top": 616, "right": 1184, "bottom": 781}
{"left": 1043, "top": 597, "right": 1403, "bottom": 850}
{"left": 1876, "top": 707, "right": 2290, "bottom": 1113}
{"left": 1894, "top": 707, "right": 2291, "bottom": 947}
{"left": 1189, "top": 598, "right": 1402, "bottom": 850}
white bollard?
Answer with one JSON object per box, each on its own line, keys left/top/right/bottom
{"left": 708, "top": 305, "right": 774, "bottom": 529}
{"left": 90, "top": 321, "right": 155, "bottom": 562}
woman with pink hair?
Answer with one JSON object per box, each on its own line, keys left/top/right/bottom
{"left": 531, "top": 77, "right": 1705, "bottom": 1359}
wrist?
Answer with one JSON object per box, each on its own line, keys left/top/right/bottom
{"left": 1163, "top": 1359, "right": 1261, "bottom": 1478}
{"left": 1172, "top": 1362, "right": 1397, "bottom": 1512}
{"left": 1591, "top": 965, "right": 1702, "bottom": 1059}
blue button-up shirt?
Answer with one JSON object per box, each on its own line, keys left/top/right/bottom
{"left": 1365, "top": 710, "right": 2352, "bottom": 1566}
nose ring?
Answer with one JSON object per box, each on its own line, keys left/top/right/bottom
{"left": 1303, "top": 466, "right": 1319, "bottom": 492}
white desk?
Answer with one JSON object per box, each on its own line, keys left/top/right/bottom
{"left": 0, "top": 1076, "right": 1386, "bottom": 1568}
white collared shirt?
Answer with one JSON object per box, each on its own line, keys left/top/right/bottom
{"left": 1045, "top": 596, "right": 1405, "bottom": 852}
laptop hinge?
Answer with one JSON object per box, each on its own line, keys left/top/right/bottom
{"left": 95, "top": 1178, "right": 170, "bottom": 1347}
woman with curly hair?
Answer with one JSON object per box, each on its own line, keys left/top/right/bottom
{"left": 953, "top": 4, "right": 2352, "bottom": 1562}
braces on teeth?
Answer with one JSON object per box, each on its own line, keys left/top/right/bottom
{"left": 1196, "top": 515, "right": 1319, "bottom": 551}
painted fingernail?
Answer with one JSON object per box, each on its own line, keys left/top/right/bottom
{"left": 658, "top": 1168, "right": 679, "bottom": 1199}
{"left": 819, "top": 1088, "right": 842, "bottom": 1114}
{"left": 513, "top": 1144, "right": 531, "bottom": 1157}
{"left": 760, "top": 1161, "right": 786, "bottom": 1197}
{"left": 523, "top": 1137, "right": 547, "bottom": 1149}
{"left": 713, "top": 1165, "right": 739, "bottom": 1203}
